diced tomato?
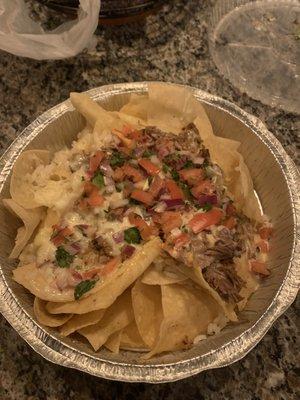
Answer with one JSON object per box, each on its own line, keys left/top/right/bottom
{"left": 123, "top": 164, "right": 145, "bottom": 182}
{"left": 51, "top": 226, "right": 72, "bottom": 246}
{"left": 130, "top": 189, "right": 153, "bottom": 205}
{"left": 226, "top": 202, "right": 237, "bottom": 216}
{"left": 249, "top": 260, "right": 270, "bottom": 276}
{"left": 113, "top": 167, "right": 125, "bottom": 182}
{"left": 160, "top": 211, "right": 182, "bottom": 234}
{"left": 88, "top": 150, "right": 104, "bottom": 176}
{"left": 138, "top": 158, "right": 160, "bottom": 175}
{"left": 84, "top": 181, "right": 97, "bottom": 195}
{"left": 259, "top": 227, "right": 273, "bottom": 240}
{"left": 174, "top": 233, "right": 191, "bottom": 249}
{"left": 82, "top": 257, "right": 120, "bottom": 280}
{"left": 128, "top": 212, "right": 153, "bottom": 240}
{"left": 121, "top": 124, "right": 134, "bottom": 136}
{"left": 98, "top": 257, "right": 120, "bottom": 277}
{"left": 123, "top": 181, "right": 134, "bottom": 197}
{"left": 149, "top": 176, "right": 164, "bottom": 198}
{"left": 179, "top": 168, "right": 204, "bottom": 186}
{"left": 223, "top": 216, "right": 237, "bottom": 230}
{"left": 51, "top": 235, "right": 65, "bottom": 246}
{"left": 188, "top": 208, "right": 223, "bottom": 234}
{"left": 112, "top": 129, "right": 134, "bottom": 149}
{"left": 165, "top": 179, "right": 184, "bottom": 200}
{"left": 87, "top": 190, "right": 104, "bottom": 207}
{"left": 257, "top": 240, "right": 270, "bottom": 253}
{"left": 191, "top": 180, "right": 214, "bottom": 198}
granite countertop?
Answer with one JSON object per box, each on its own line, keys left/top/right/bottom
{"left": 0, "top": 1, "right": 299, "bottom": 399}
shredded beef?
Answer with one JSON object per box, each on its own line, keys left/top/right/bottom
{"left": 92, "top": 236, "right": 113, "bottom": 257}
{"left": 205, "top": 229, "right": 242, "bottom": 261}
{"left": 203, "top": 262, "right": 246, "bottom": 303}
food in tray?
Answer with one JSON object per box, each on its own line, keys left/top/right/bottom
{"left": 3, "top": 84, "right": 273, "bottom": 357}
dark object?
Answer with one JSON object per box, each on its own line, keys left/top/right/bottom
{"left": 38, "top": 0, "right": 165, "bottom": 25}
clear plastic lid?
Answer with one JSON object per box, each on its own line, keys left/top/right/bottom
{"left": 209, "top": 0, "right": 300, "bottom": 113}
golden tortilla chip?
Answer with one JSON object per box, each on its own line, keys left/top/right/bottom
{"left": 120, "top": 321, "right": 146, "bottom": 350}
{"left": 10, "top": 150, "right": 50, "bottom": 209}
{"left": 13, "top": 263, "right": 75, "bottom": 302}
{"left": 194, "top": 115, "right": 262, "bottom": 222}
{"left": 59, "top": 309, "right": 105, "bottom": 337}
{"left": 104, "top": 330, "right": 123, "bottom": 353}
{"left": 33, "top": 297, "right": 72, "bottom": 327}
{"left": 78, "top": 289, "right": 133, "bottom": 351}
{"left": 131, "top": 279, "right": 163, "bottom": 348}
{"left": 3, "top": 199, "right": 44, "bottom": 258}
{"left": 236, "top": 254, "right": 259, "bottom": 311}
{"left": 142, "top": 254, "right": 187, "bottom": 285}
{"left": 144, "top": 283, "right": 221, "bottom": 358}
{"left": 46, "top": 237, "right": 161, "bottom": 313}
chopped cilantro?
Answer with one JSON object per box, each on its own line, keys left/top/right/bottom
{"left": 124, "top": 227, "right": 141, "bottom": 244}
{"left": 110, "top": 151, "right": 126, "bottom": 168}
{"left": 182, "top": 226, "right": 188, "bottom": 233}
{"left": 129, "top": 198, "right": 141, "bottom": 205}
{"left": 55, "top": 247, "right": 74, "bottom": 268}
{"left": 179, "top": 182, "right": 192, "bottom": 199}
{"left": 182, "top": 159, "right": 194, "bottom": 169}
{"left": 74, "top": 279, "right": 97, "bottom": 300}
{"left": 92, "top": 171, "right": 105, "bottom": 189}
{"left": 171, "top": 169, "right": 180, "bottom": 181}
{"left": 142, "top": 149, "right": 154, "bottom": 158}
{"left": 197, "top": 203, "right": 213, "bottom": 212}
{"left": 162, "top": 163, "right": 170, "bottom": 173}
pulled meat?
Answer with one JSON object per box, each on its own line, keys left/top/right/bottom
{"left": 205, "top": 228, "right": 242, "bottom": 261}
{"left": 92, "top": 236, "right": 113, "bottom": 258}
{"left": 203, "top": 262, "right": 246, "bottom": 303}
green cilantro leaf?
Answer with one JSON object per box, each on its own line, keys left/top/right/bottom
{"left": 92, "top": 171, "right": 105, "bottom": 189}
{"left": 124, "top": 227, "right": 141, "bottom": 244}
{"left": 55, "top": 247, "right": 74, "bottom": 268}
{"left": 74, "top": 279, "right": 97, "bottom": 300}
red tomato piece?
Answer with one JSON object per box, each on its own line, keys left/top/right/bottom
{"left": 223, "top": 216, "right": 237, "bottom": 230}
{"left": 160, "top": 211, "right": 182, "bottom": 234}
{"left": 188, "top": 208, "right": 223, "bottom": 233}
{"left": 138, "top": 158, "right": 160, "bottom": 175}
{"left": 191, "top": 180, "right": 214, "bottom": 198}
{"left": 88, "top": 151, "right": 104, "bottom": 176}
{"left": 259, "top": 227, "right": 273, "bottom": 240}
{"left": 149, "top": 175, "right": 164, "bottom": 198}
{"left": 249, "top": 260, "right": 270, "bottom": 276}
{"left": 128, "top": 212, "right": 154, "bottom": 240}
{"left": 165, "top": 179, "right": 184, "bottom": 200}
{"left": 130, "top": 189, "right": 153, "bottom": 205}
{"left": 179, "top": 168, "right": 204, "bottom": 186}
{"left": 123, "top": 164, "right": 145, "bottom": 182}
{"left": 174, "top": 233, "right": 191, "bottom": 249}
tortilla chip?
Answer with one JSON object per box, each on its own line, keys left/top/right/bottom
{"left": 59, "top": 309, "right": 105, "bottom": 337}
{"left": 173, "top": 261, "right": 237, "bottom": 321}
{"left": 120, "top": 94, "right": 149, "bottom": 121}
{"left": 104, "top": 330, "right": 123, "bottom": 353}
{"left": 78, "top": 289, "right": 133, "bottom": 351}
{"left": 13, "top": 263, "right": 75, "bottom": 302}
{"left": 142, "top": 254, "right": 187, "bottom": 285}
{"left": 194, "top": 115, "right": 262, "bottom": 222}
{"left": 236, "top": 254, "right": 259, "bottom": 311}
{"left": 46, "top": 237, "right": 161, "bottom": 313}
{"left": 120, "top": 321, "right": 146, "bottom": 350}
{"left": 3, "top": 199, "right": 44, "bottom": 258}
{"left": 144, "top": 283, "right": 221, "bottom": 358}
{"left": 33, "top": 297, "right": 72, "bottom": 327}
{"left": 131, "top": 279, "right": 163, "bottom": 348}
{"left": 10, "top": 150, "right": 50, "bottom": 209}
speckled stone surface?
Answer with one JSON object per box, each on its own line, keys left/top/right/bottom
{"left": 0, "top": 1, "right": 299, "bottom": 399}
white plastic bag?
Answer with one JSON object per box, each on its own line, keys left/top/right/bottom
{"left": 0, "top": 0, "right": 101, "bottom": 60}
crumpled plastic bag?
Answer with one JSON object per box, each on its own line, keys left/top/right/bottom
{"left": 0, "top": 0, "right": 101, "bottom": 60}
